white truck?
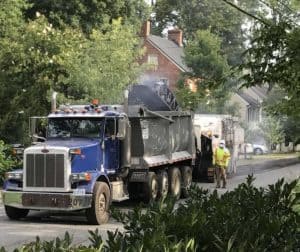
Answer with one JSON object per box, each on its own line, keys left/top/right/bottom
{"left": 193, "top": 114, "right": 244, "bottom": 180}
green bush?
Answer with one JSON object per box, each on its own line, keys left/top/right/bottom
{"left": 110, "top": 176, "right": 300, "bottom": 251}
{"left": 0, "top": 140, "right": 20, "bottom": 185}
{"left": 1, "top": 176, "right": 299, "bottom": 251}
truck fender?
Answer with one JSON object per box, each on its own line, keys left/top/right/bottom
{"left": 91, "top": 174, "right": 112, "bottom": 202}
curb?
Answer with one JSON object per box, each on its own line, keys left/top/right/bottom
{"left": 236, "top": 157, "right": 300, "bottom": 176}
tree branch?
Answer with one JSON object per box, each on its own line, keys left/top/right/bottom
{"left": 221, "top": 0, "right": 270, "bottom": 26}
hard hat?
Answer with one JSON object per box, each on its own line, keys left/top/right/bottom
{"left": 220, "top": 139, "right": 225, "bottom": 145}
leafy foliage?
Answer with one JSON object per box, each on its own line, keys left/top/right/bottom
{"left": 176, "top": 30, "right": 232, "bottom": 111}
{"left": 0, "top": 141, "right": 19, "bottom": 185}
{"left": 153, "top": 0, "right": 246, "bottom": 67}
{"left": 259, "top": 116, "right": 286, "bottom": 148}
{"left": 26, "top": 0, "right": 150, "bottom": 33}
{"left": 2, "top": 176, "right": 299, "bottom": 251}
{"left": 230, "top": 0, "right": 300, "bottom": 120}
{"left": 111, "top": 176, "right": 300, "bottom": 251}
{"left": 184, "top": 30, "right": 229, "bottom": 82}
{"left": 0, "top": 1, "right": 146, "bottom": 143}
{"left": 64, "top": 19, "right": 144, "bottom": 105}
{"left": 241, "top": 21, "right": 300, "bottom": 118}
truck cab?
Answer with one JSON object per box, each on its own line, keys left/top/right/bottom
{"left": 2, "top": 102, "right": 130, "bottom": 224}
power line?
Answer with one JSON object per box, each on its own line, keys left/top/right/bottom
{"left": 258, "top": 0, "right": 300, "bottom": 26}
{"left": 222, "top": 0, "right": 299, "bottom": 27}
{"left": 221, "top": 0, "right": 270, "bottom": 26}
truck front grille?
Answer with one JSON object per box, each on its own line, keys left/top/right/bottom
{"left": 26, "top": 154, "right": 65, "bottom": 188}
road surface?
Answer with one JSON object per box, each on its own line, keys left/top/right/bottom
{"left": 1, "top": 162, "right": 300, "bottom": 251}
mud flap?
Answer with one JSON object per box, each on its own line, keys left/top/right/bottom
{"left": 207, "top": 167, "right": 215, "bottom": 183}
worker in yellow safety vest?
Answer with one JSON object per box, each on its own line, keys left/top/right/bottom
{"left": 213, "top": 139, "right": 231, "bottom": 188}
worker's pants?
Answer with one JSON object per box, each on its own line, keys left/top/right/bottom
{"left": 215, "top": 165, "right": 227, "bottom": 188}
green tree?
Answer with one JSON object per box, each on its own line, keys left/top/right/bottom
{"left": 26, "top": 0, "right": 150, "bottom": 33}
{"left": 0, "top": 14, "right": 85, "bottom": 142}
{"left": 0, "top": 141, "right": 19, "bottom": 185}
{"left": 0, "top": 2, "right": 145, "bottom": 143}
{"left": 153, "top": 0, "right": 246, "bottom": 66}
{"left": 219, "top": 0, "right": 300, "bottom": 143}
{"left": 221, "top": 0, "right": 300, "bottom": 119}
{"left": 176, "top": 30, "right": 230, "bottom": 111}
{"left": 60, "top": 19, "right": 144, "bottom": 104}
{"left": 259, "top": 116, "right": 285, "bottom": 149}
{"left": 0, "top": 0, "right": 28, "bottom": 38}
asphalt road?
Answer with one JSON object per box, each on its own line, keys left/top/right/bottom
{"left": 0, "top": 207, "right": 125, "bottom": 251}
{"left": 1, "top": 162, "right": 300, "bottom": 251}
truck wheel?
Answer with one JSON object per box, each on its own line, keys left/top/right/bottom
{"left": 168, "top": 167, "right": 181, "bottom": 200}
{"left": 5, "top": 205, "right": 29, "bottom": 220}
{"left": 86, "top": 182, "right": 110, "bottom": 225}
{"left": 143, "top": 172, "right": 158, "bottom": 203}
{"left": 181, "top": 166, "right": 192, "bottom": 198}
{"left": 157, "top": 170, "right": 169, "bottom": 199}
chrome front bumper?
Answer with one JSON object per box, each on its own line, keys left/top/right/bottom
{"left": 2, "top": 191, "right": 92, "bottom": 211}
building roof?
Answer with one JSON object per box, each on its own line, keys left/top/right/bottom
{"left": 237, "top": 92, "right": 260, "bottom": 107}
{"left": 249, "top": 86, "right": 268, "bottom": 100}
{"left": 147, "top": 35, "right": 190, "bottom": 72}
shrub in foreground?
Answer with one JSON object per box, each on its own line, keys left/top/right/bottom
{"left": 1, "top": 176, "right": 299, "bottom": 251}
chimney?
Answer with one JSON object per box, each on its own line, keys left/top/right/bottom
{"left": 168, "top": 29, "right": 183, "bottom": 47}
{"left": 140, "top": 20, "right": 151, "bottom": 38}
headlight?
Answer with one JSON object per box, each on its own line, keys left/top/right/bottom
{"left": 6, "top": 171, "right": 23, "bottom": 181}
{"left": 70, "top": 172, "right": 91, "bottom": 182}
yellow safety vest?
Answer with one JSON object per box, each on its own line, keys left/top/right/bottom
{"left": 213, "top": 147, "right": 231, "bottom": 168}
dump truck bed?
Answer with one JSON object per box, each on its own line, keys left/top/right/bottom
{"left": 128, "top": 109, "right": 195, "bottom": 169}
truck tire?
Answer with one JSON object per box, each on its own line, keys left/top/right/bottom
{"left": 86, "top": 182, "right": 110, "bottom": 225}
{"left": 4, "top": 206, "right": 29, "bottom": 220}
{"left": 168, "top": 167, "right": 181, "bottom": 200}
{"left": 157, "top": 170, "right": 169, "bottom": 199}
{"left": 181, "top": 166, "right": 192, "bottom": 198}
{"left": 143, "top": 172, "right": 158, "bottom": 203}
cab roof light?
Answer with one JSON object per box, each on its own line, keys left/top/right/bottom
{"left": 92, "top": 99, "right": 99, "bottom": 106}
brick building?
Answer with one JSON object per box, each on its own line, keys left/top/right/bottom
{"left": 139, "top": 21, "right": 190, "bottom": 91}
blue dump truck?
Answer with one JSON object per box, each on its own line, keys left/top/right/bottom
{"left": 2, "top": 82, "right": 211, "bottom": 224}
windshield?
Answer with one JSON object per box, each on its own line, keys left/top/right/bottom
{"left": 48, "top": 118, "right": 104, "bottom": 138}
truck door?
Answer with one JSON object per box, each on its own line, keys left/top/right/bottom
{"left": 104, "top": 117, "right": 120, "bottom": 170}
{"left": 29, "top": 116, "right": 48, "bottom": 143}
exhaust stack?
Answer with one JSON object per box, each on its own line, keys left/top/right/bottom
{"left": 51, "top": 92, "right": 58, "bottom": 112}
{"left": 124, "top": 89, "right": 129, "bottom": 114}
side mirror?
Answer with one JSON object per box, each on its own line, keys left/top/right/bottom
{"left": 29, "top": 116, "right": 47, "bottom": 143}
{"left": 33, "top": 134, "right": 46, "bottom": 142}
{"left": 117, "top": 117, "right": 127, "bottom": 140}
